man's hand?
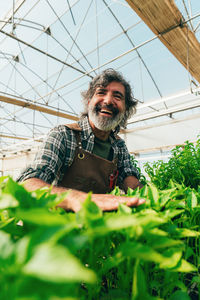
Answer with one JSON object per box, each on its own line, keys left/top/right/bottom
{"left": 58, "top": 190, "right": 145, "bottom": 212}
{"left": 89, "top": 194, "right": 145, "bottom": 212}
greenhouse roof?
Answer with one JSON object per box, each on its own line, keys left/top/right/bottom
{"left": 0, "top": 0, "right": 200, "bottom": 157}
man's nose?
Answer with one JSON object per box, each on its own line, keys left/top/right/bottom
{"left": 103, "top": 93, "right": 113, "bottom": 105}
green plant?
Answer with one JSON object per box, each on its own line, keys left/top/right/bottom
{"left": 144, "top": 138, "right": 200, "bottom": 190}
{"left": 0, "top": 177, "right": 199, "bottom": 299}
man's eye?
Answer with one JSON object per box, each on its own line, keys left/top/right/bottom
{"left": 114, "top": 94, "right": 123, "bottom": 100}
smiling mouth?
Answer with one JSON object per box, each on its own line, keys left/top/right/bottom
{"left": 95, "top": 104, "right": 119, "bottom": 117}
{"left": 100, "top": 109, "right": 113, "bottom": 116}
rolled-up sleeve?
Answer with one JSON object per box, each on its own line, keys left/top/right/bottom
{"left": 17, "top": 125, "right": 67, "bottom": 184}
{"left": 117, "top": 139, "right": 140, "bottom": 185}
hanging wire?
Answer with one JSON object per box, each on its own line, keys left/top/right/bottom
{"left": 17, "top": 61, "right": 77, "bottom": 114}
{"left": 33, "top": 96, "right": 36, "bottom": 138}
{"left": 12, "top": 0, "right": 15, "bottom": 34}
{"left": 46, "top": 29, "right": 49, "bottom": 102}
{"left": 0, "top": 116, "right": 50, "bottom": 130}
{"left": 138, "top": 57, "right": 144, "bottom": 103}
{"left": 33, "top": 11, "right": 200, "bottom": 102}
{"left": 102, "top": 0, "right": 163, "bottom": 99}
{"left": 0, "top": 0, "right": 40, "bottom": 48}
{"left": 7, "top": 21, "right": 140, "bottom": 99}
{"left": 187, "top": 0, "right": 194, "bottom": 30}
{"left": 0, "top": 28, "right": 93, "bottom": 78}
{"left": 45, "top": 0, "right": 95, "bottom": 74}
{"left": 4, "top": 63, "right": 16, "bottom": 93}
{"left": 0, "top": 106, "right": 44, "bottom": 136}
{"left": 181, "top": 0, "right": 195, "bottom": 31}
{"left": 14, "top": 59, "right": 17, "bottom": 143}
{"left": 46, "top": 0, "right": 95, "bottom": 105}
{"left": 66, "top": 0, "right": 76, "bottom": 25}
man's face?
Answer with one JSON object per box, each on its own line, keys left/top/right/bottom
{"left": 88, "top": 81, "right": 126, "bottom": 131}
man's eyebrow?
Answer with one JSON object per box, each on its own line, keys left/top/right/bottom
{"left": 96, "top": 87, "right": 107, "bottom": 91}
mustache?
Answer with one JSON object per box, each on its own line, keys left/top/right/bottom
{"left": 94, "top": 103, "right": 119, "bottom": 116}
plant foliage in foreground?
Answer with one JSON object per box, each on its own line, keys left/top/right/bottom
{"left": 0, "top": 177, "right": 199, "bottom": 300}
{"left": 144, "top": 138, "right": 200, "bottom": 190}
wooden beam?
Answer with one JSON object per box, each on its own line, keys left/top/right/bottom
{"left": 0, "top": 95, "right": 79, "bottom": 121}
{"left": 0, "top": 134, "right": 28, "bottom": 141}
{"left": 0, "top": 134, "right": 44, "bottom": 142}
{"left": 125, "top": 0, "right": 200, "bottom": 83}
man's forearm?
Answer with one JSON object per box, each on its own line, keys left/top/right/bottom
{"left": 23, "top": 178, "right": 86, "bottom": 211}
{"left": 23, "top": 178, "right": 67, "bottom": 194}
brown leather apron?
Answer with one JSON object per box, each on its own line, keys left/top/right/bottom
{"left": 59, "top": 123, "right": 118, "bottom": 194}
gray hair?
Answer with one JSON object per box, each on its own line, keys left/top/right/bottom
{"left": 81, "top": 68, "right": 137, "bottom": 129}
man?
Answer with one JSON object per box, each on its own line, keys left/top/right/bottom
{"left": 18, "top": 69, "right": 144, "bottom": 212}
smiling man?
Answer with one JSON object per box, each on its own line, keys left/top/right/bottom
{"left": 18, "top": 69, "right": 144, "bottom": 212}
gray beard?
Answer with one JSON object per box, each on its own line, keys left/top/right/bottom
{"left": 88, "top": 103, "right": 124, "bottom": 131}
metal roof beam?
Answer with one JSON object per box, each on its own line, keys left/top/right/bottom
{"left": 129, "top": 98, "right": 200, "bottom": 123}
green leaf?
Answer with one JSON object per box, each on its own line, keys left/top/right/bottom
{"left": 161, "top": 209, "right": 184, "bottom": 220}
{"left": 127, "top": 186, "right": 140, "bottom": 197}
{"left": 147, "top": 183, "right": 160, "bottom": 208}
{"left": 145, "top": 234, "right": 183, "bottom": 250}
{"left": 159, "top": 249, "right": 182, "bottom": 269}
{"left": 117, "top": 203, "right": 132, "bottom": 215}
{"left": 169, "top": 290, "right": 191, "bottom": 300}
{"left": 0, "top": 217, "right": 15, "bottom": 229}
{"left": 159, "top": 188, "right": 177, "bottom": 208}
{"left": 132, "top": 259, "right": 147, "bottom": 300}
{"left": 0, "top": 176, "right": 9, "bottom": 185}
{"left": 2, "top": 177, "right": 35, "bottom": 208}
{"left": 32, "top": 188, "right": 69, "bottom": 209}
{"left": 191, "top": 276, "right": 200, "bottom": 284}
{"left": 170, "top": 259, "right": 197, "bottom": 272}
{"left": 105, "top": 210, "right": 165, "bottom": 232}
{"left": 22, "top": 243, "right": 97, "bottom": 283}
{"left": 103, "top": 241, "right": 182, "bottom": 272}
{"left": 15, "top": 236, "right": 30, "bottom": 265}
{"left": 186, "top": 190, "right": 198, "bottom": 209}
{"left": 76, "top": 193, "right": 104, "bottom": 229}
{"left": 185, "top": 247, "right": 194, "bottom": 260}
{"left": 15, "top": 208, "right": 73, "bottom": 226}
{"left": 0, "top": 193, "right": 19, "bottom": 209}
{"left": 0, "top": 230, "right": 14, "bottom": 259}
{"left": 110, "top": 186, "right": 121, "bottom": 196}
{"left": 139, "top": 184, "right": 148, "bottom": 198}
{"left": 173, "top": 227, "right": 200, "bottom": 238}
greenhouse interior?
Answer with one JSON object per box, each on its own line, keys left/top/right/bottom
{"left": 0, "top": 0, "right": 199, "bottom": 178}
{"left": 0, "top": 1, "right": 200, "bottom": 299}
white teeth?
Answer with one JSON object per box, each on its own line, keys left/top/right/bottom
{"left": 100, "top": 109, "right": 112, "bottom": 114}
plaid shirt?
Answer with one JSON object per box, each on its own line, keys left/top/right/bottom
{"left": 17, "top": 116, "right": 139, "bottom": 186}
